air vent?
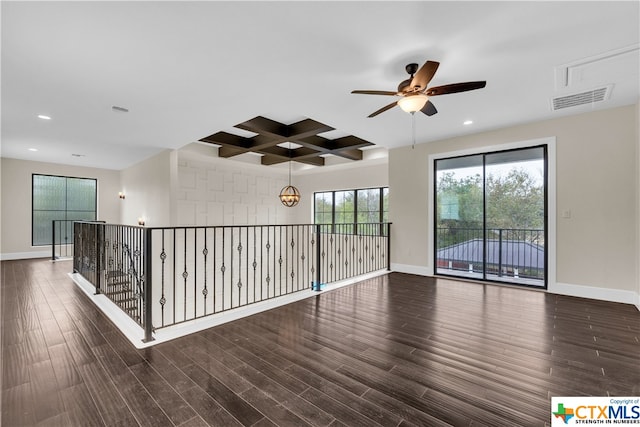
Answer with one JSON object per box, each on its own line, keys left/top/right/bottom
{"left": 551, "top": 86, "right": 612, "bottom": 111}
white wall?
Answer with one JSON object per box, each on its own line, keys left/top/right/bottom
{"left": 390, "top": 104, "right": 639, "bottom": 306}
{"left": 0, "top": 157, "right": 120, "bottom": 259}
{"left": 175, "top": 146, "right": 296, "bottom": 226}
{"left": 636, "top": 102, "right": 640, "bottom": 310}
{"left": 0, "top": 146, "right": 389, "bottom": 260}
{"left": 120, "top": 150, "right": 174, "bottom": 227}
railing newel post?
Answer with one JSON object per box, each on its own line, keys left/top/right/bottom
{"left": 95, "top": 222, "right": 102, "bottom": 294}
{"left": 387, "top": 222, "right": 391, "bottom": 271}
{"left": 498, "top": 228, "right": 503, "bottom": 277}
{"left": 314, "top": 223, "right": 321, "bottom": 291}
{"left": 143, "top": 226, "right": 154, "bottom": 343}
{"left": 52, "top": 220, "right": 56, "bottom": 261}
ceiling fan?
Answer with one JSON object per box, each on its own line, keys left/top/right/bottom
{"left": 351, "top": 60, "right": 486, "bottom": 118}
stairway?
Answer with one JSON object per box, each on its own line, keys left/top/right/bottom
{"left": 104, "top": 270, "right": 141, "bottom": 323}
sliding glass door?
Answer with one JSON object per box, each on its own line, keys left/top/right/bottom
{"left": 435, "top": 146, "right": 546, "bottom": 287}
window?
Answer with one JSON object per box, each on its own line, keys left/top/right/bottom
{"left": 334, "top": 190, "right": 355, "bottom": 233}
{"left": 32, "top": 174, "right": 97, "bottom": 246}
{"left": 434, "top": 146, "right": 546, "bottom": 287}
{"left": 314, "top": 192, "right": 333, "bottom": 225}
{"left": 314, "top": 187, "right": 389, "bottom": 234}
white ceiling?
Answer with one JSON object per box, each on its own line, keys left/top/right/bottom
{"left": 2, "top": 1, "right": 638, "bottom": 171}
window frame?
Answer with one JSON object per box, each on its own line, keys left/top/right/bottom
{"left": 32, "top": 173, "right": 98, "bottom": 246}
{"left": 313, "top": 187, "right": 388, "bottom": 235}
{"left": 433, "top": 145, "right": 547, "bottom": 289}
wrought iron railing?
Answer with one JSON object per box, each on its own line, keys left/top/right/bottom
{"left": 74, "top": 222, "right": 390, "bottom": 343}
{"left": 52, "top": 219, "right": 104, "bottom": 260}
{"left": 74, "top": 222, "right": 146, "bottom": 325}
{"left": 436, "top": 227, "right": 544, "bottom": 280}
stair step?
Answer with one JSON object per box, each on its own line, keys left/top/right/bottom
{"left": 108, "top": 295, "right": 137, "bottom": 303}
{"left": 106, "top": 271, "right": 128, "bottom": 278}
{"left": 106, "top": 284, "right": 131, "bottom": 291}
{"left": 105, "top": 289, "right": 132, "bottom": 296}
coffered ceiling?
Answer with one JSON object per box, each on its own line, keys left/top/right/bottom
{"left": 199, "top": 116, "right": 374, "bottom": 167}
{"left": 1, "top": 2, "right": 638, "bottom": 170}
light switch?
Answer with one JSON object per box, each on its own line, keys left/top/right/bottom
{"left": 562, "top": 210, "right": 571, "bottom": 219}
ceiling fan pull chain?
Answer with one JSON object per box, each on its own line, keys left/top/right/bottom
{"left": 411, "top": 112, "right": 416, "bottom": 149}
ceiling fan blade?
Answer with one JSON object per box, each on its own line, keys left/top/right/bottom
{"left": 351, "top": 90, "right": 398, "bottom": 96}
{"left": 426, "top": 81, "right": 487, "bottom": 96}
{"left": 420, "top": 100, "right": 437, "bottom": 116}
{"left": 368, "top": 101, "right": 398, "bottom": 118}
{"left": 410, "top": 61, "right": 440, "bottom": 91}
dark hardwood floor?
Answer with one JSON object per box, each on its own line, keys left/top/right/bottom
{"left": 1, "top": 259, "right": 639, "bottom": 426}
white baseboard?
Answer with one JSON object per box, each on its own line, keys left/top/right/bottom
{"left": 389, "top": 263, "right": 640, "bottom": 311}
{"left": 548, "top": 281, "right": 638, "bottom": 307}
{"left": 70, "top": 269, "right": 390, "bottom": 348}
{"left": 390, "top": 263, "right": 431, "bottom": 277}
{"left": 0, "top": 251, "right": 51, "bottom": 261}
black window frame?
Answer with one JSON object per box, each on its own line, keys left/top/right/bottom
{"left": 313, "top": 187, "right": 388, "bottom": 235}
{"left": 433, "top": 145, "right": 548, "bottom": 289}
{"left": 32, "top": 173, "right": 98, "bottom": 246}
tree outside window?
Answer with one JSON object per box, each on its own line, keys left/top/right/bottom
{"left": 314, "top": 187, "right": 388, "bottom": 235}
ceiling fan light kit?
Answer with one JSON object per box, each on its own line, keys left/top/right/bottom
{"left": 397, "top": 94, "right": 428, "bottom": 113}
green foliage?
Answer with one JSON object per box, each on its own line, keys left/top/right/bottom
{"left": 486, "top": 168, "right": 544, "bottom": 229}
{"left": 314, "top": 188, "right": 389, "bottom": 227}
{"left": 437, "top": 167, "right": 544, "bottom": 248}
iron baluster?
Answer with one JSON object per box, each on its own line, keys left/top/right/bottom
{"left": 143, "top": 227, "right": 153, "bottom": 342}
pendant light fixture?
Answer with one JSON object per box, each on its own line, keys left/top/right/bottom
{"left": 279, "top": 151, "right": 300, "bottom": 207}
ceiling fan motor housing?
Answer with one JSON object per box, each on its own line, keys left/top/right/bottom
{"left": 399, "top": 63, "right": 420, "bottom": 92}
{"left": 398, "top": 78, "right": 412, "bottom": 93}
{"left": 405, "top": 63, "right": 419, "bottom": 75}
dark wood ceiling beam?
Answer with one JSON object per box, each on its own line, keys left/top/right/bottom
{"left": 258, "top": 146, "right": 319, "bottom": 158}
{"left": 295, "top": 136, "right": 371, "bottom": 159}
{"left": 331, "top": 136, "right": 375, "bottom": 150}
{"left": 198, "top": 116, "right": 374, "bottom": 166}
{"left": 295, "top": 135, "right": 331, "bottom": 152}
{"left": 199, "top": 131, "right": 251, "bottom": 147}
{"left": 237, "top": 116, "right": 333, "bottom": 144}
{"left": 217, "top": 146, "right": 248, "bottom": 158}
{"left": 261, "top": 155, "right": 325, "bottom": 167}
{"left": 287, "top": 119, "right": 335, "bottom": 139}
{"left": 246, "top": 135, "right": 289, "bottom": 152}
{"left": 331, "top": 149, "right": 363, "bottom": 161}
{"left": 236, "top": 116, "right": 288, "bottom": 137}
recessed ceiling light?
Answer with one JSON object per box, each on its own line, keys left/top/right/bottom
{"left": 463, "top": 120, "right": 473, "bottom": 125}
{"left": 37, "top": 114, "right": 51, "bottom": 120}
{"left": 28, "top": 148, "right": 38, "bottom": 152}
